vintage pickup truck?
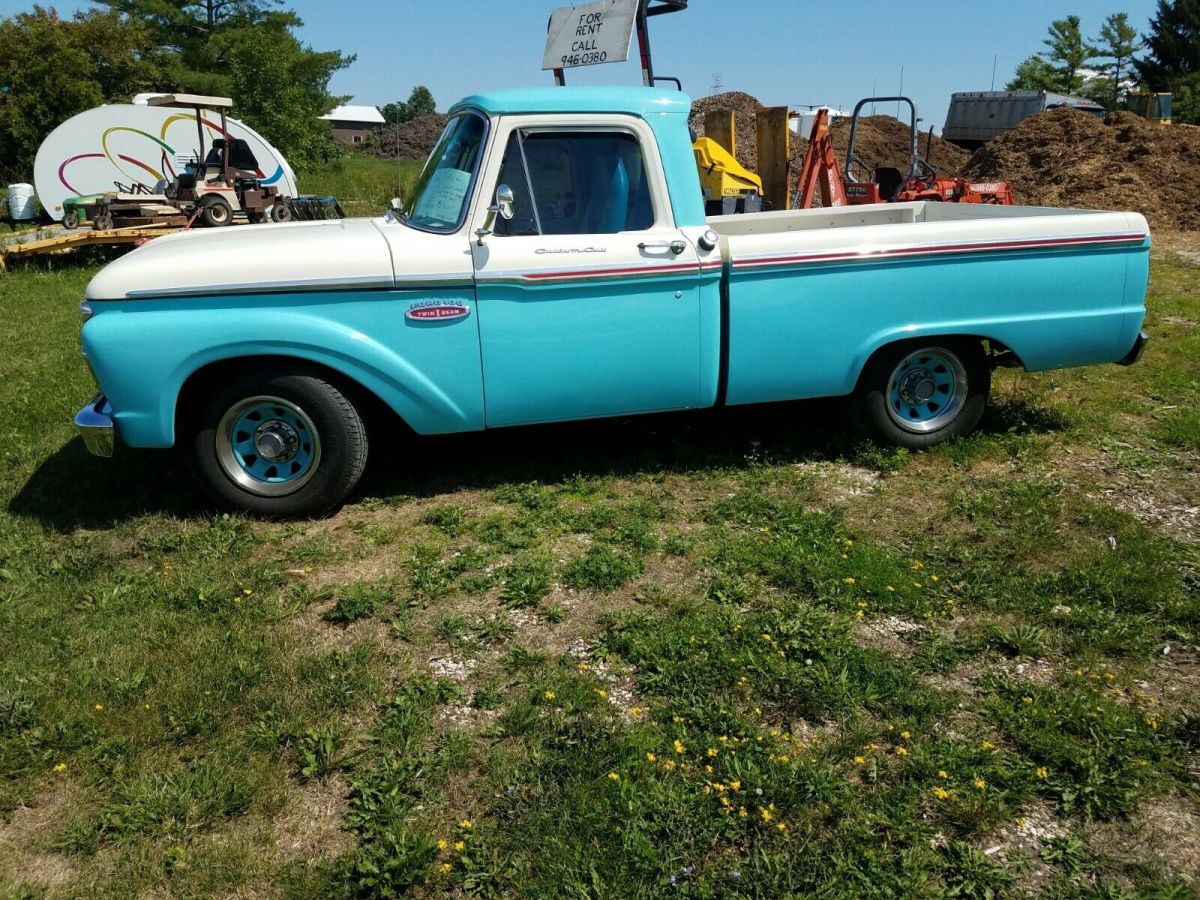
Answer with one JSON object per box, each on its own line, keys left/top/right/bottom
{"left": 75, "top": 87, "right": 1150, "bottom": 516}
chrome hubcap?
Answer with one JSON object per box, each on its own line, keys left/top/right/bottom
{"left": 886, "top": 348, "right": 968, "bottom": 434}
{"left": 215, "top": 395, "right": 321, "bottom": 497}
{"left": 254, "top": 421, "right": 299, "bottom": 462}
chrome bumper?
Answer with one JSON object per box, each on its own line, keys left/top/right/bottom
{"left": 74, "top": 394, "right": 115, "bottom": 457}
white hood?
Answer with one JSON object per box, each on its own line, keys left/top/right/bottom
{"left": 85, "top": 218, "right": 395, "bottom": 300}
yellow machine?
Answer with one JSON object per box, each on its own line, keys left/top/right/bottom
{"left": 1123, "top": 91, "right": 1173, "bottom": 125}
{"left": 693, "top": 136, "right": 764, "bottom": 215}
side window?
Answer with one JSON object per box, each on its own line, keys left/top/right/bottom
{"left": 494, "top": 130, "right": 655, "bottom": 236}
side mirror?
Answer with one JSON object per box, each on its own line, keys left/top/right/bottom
{"left": 476, "top": 184, "right": 516, "bottom": 245}
{"left": 495, "top": 184, "right": 515, "bottom": 220}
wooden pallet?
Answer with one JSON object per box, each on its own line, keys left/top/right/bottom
{"left": 0, "top": 222, "right": 185, "bottom": 270}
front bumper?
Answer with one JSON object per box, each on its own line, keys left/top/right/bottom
{"left": 1116, "top": 330, "right": 1149, "bottom": 366}
{"left": 74, "top": 394, "right": 115, "bottom": 457}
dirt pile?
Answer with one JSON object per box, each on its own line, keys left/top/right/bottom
{"left": 962, "top": 108, "right": 1200, "bottom": 230}
{"left": 828, "top": 115, "right": 969, "bottom": 176}
{"left": 689, "top": 91, "right": 968, "bottom": 180}
{"left": 369, "top": 113, "right": 448, "bottom": 160}
{"left": 689, "top": 91, "right": 765, "bottom": 170}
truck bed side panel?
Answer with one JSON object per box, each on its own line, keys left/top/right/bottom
{"left": 716, "top": 206, "right": 1149, "bottom": 406}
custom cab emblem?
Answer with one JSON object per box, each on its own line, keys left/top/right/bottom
{"left": 406, "top": 301, "right": 470, "bottom": 321}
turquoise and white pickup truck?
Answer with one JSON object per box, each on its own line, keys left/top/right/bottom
{"left": 75, "top": 87, "right": 1150, "bottom": 516}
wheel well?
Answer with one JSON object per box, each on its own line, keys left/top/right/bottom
{"left": 857, "top": 335, "right": 1026, "bottom": 389}
{"left": 176, "top": 355, "right": 409, "bottom": 441}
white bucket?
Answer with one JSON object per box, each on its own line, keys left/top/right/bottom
{"left": 7, "top": 183, "right": 37, "bottom": 221}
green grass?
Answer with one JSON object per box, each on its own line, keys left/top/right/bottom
{"left": 0, "top": 248, "right": 1197, "bottom": 896}
{"left": 298, "top": 155, "right": 424, "bottom": 219}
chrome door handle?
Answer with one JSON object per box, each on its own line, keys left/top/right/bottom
{"left": 638, "top": 240, "right": 687, "bottom": 255}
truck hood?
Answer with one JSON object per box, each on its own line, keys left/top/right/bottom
{"left": 85, "top": 218, "right": 397, "bottom": 301}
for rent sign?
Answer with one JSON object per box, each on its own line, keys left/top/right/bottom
{"left": 542, "top": 0, "right": 638, "bottom": 70}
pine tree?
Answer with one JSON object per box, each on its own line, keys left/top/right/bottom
{"left": 1135, "top": 0, "right": 1200, "bottom": 85}
{"left": 1094, "top": 12, "right": 1141, "bottom": 106}
{"left": 1041, "top": 15, "right": 1100, "bottom": 93}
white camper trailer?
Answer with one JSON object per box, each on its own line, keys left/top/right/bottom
{"left": 33, "top": 96, "right": 297, "bottom": 223}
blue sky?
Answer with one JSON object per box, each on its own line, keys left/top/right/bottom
{"left": 4, "top": 0, "right": 1162, "bottom": 130}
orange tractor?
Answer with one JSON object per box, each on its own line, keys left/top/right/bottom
{"left": 794, "top": 96, "right": 1013, "bottom": 209}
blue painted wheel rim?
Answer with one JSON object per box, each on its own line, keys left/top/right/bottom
{"left": 215, "top": 395, "right": 321, "bottom": 497}
{"left": 885, "top": 347, "right": 968, "bottom": 434}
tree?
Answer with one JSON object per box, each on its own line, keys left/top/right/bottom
{"left": 96, "top": 0, "right": 353, "bottom": 164}
{"left": 1007, "top": 55, "right": 1060, "bottom": 91}
{"left": 1094, "top": 12, "right": 1141, "bottom": 106}
{"left": 1134, "top": 0, "right": 1200, "bottom": 122}
{"left": 405, "top": 85, "right": 436, "bottom": 119}
{"left": 0, "top": 6, "right": 164, "bottom": 180}
{"left": 381, "top": 85, "right": 437, "bottom": 124}
{"left": 221, "top": 26, "right": 348, "bottom": 169}
{"left": 1136, "top": 0, "right": 1200, "bottom": 84}
{"left": 1041, "top": 15, "right": 1100, "bottom": 93}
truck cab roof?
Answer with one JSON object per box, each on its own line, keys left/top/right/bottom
{"left": 450, "top": 86, "right": 691, "bottom": 118}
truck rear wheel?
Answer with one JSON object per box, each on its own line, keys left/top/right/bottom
{"left": 854, "top": 339, "right": 989, "bottom": 449}
{"left": 190, "top": 369, "right": 368, "bottom": 517}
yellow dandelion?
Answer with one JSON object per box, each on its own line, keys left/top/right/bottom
{"left": 243, "top": 588, "right": 253, "bottom": 596}
{"left": 910, "top": 561, "right": 924, "bottom": 570}
{"left": 900, "top": 731, "right": 911, "bottom": 740}
{"left": 53, "top": 762, "right": 67, "bottom": 773}
{"left": 913, "top": 582, "right": 923, "bottom": 589}
{"left": 707, "top": 747, "right": 718, "bottom": 757}
{"left": 739, "top": 806, "right": 748, "bottom": 818}
{"left": 974, "top": 778, "right": 986, "bottom": 790}
{"left": 543, "top": 690, "right": 556, "bottom": 701}
{"left": 932, "top": 786, "right": 950, "bottom": 800}
{"left": 595, "top": 688, "right": 608, "bottom": 698}
{"left": 1022, "top": 696, "right": 1034, "bottom": 705}
{"left": 454, "top": 841, "right": 465, "bottom": 852}
{"left": 776, "top": 822, "right": 788, "bottom": 833}
{"left": 854, "top": 756, "right": 866, "bottom": 765}
{"left": 843, "top": 577, "right": 856, "bottom": 585}
{"left": 981, "top": 740, "right": 996, "bottom": 750}
{"left": 760, "top": 807, "right": 773, "bottom": 823}
{"left": 437, "top": 839, "right": 448, "bottom": 850}
{"left": 674, "top": 739, "right": 686, "bottom": 754}
{"left": 672, "top": 715, "right": 684, "bottom": 724}
{"left": 729, "top": 780, "right": 741, "bottom": 791}
{"left": 1036, "top": 767, "right": 1048, "bottom": 780}
{"left": 895, "top": 746, "right": 908, "bottom": 757}
{"left": 459, "top": 819, "right": 473, "bottom": 830}
{"left": 855, "top": 610, "right": 864, "bottom": 619}
{"left": 664, "top": 759, "right": 677, "bottom": 770}
{"left": 577, "top": 662, "right": 590, "bottom": 671}
{"left": 94, "top": 704, "right": 103, "bottom": 711}
{"left": 930, "top": 575, "right": 939, "bottom": 582}
{"left": 937, "top": 770, "right": 948, "bottom": 779}
{"left": 646, "top": 752, "right": 657, "bottom": 762}
{"left": 608, "top": 771, "right": 619, "bottom": 781}
{"left": 885, "top": 585, "right": 895, "bottom": 592}
{"left": 439, "top": 862, "right": 453, "bottom": 875}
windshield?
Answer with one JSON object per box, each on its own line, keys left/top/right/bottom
{"left": 402, "top": 112, "right": 488, "bottom": 231}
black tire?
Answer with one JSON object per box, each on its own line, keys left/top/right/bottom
{"left": 270, "top": 203, "right": 293, "bottom": 223}
{"left": 247, "top": 211, "right": 266, "bottom": 224}
{"left": 190, "top": 368, "right": 369, "bottom": 518}
{"left": 62, "top": 210, "right": 80, "bottom": 230}
{"left": 93, "top": 211, "right": 113, "bottom": 231}
{"left": 201, "top": 197, "right": 233, "bottom": 227}
{"left": 853, "top": 338, "right": 990, "bottom": 449}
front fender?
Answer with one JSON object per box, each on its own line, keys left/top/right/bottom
{"left": 82, "top": 290, "right": 485, "bottom": 447}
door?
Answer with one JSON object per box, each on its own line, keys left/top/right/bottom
{"left": 471, "top": 120, "right": 702, "bottom": 427}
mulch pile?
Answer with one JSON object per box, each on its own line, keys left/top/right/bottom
{"left": 961, "top": 108, "right": 1200, "bottom": 231}
{"left": 828, "top": 115, "right": 969, "bottom": 176}
{"left": 689, "top": 91, "right": 968, "bottom": 180}
{"left": 369, "top": 113, "right": 448, "bottom": 160}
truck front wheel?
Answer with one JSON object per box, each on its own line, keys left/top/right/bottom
{"left": 854, "top": 340, "right": 990, "bottom": 449}
{"left": 190, "top": 370, "right": 368, "bottom": 517}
